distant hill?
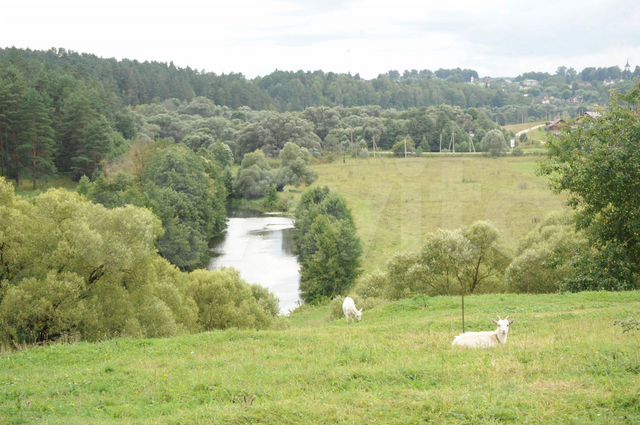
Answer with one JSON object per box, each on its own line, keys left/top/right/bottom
{"left": 3, "top": 47, "right": 636, "bottom": 113}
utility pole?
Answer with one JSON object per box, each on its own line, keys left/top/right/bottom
{"left": 372, "top": 135, "right": 376, "bottom": 158}
{"left": 349, "top": 128, "right": 355, "bottom": 157}
{"left": 448, "top": 129, "right": 455, "bottom": 153}
{"left": 439, "top": 132, "right": 443, "bottom": 153}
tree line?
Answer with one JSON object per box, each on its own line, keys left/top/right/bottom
{"left": 132, "top": 97, "right": 503, "bottom": 157}
{"left": 0, "top": 60, "right": 133, "bottom": 188}
{"left": 5, "top": 47, "right": 635, "bottom": 118}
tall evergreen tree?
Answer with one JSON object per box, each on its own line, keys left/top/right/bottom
{"left": 0, "top": 66, "right": 28, "bottom": 185}
{"left": 58, "top": 91, "right": 113, "bottom": 178}
{"left": 20, "top": 89, "right": 56, "bottom": 188}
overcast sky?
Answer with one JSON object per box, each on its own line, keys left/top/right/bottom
{"left": 2, "top": 0, "right": 639, "bottom": 78}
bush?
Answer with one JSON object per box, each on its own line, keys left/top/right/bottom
{"left": 384, "top": 252, "right": 430, "bottom": 299}
{"left": 561, "top": 242, "right": 639, "bottom": 292}
{"left": 250, "top": 284, "right": 280, "bottom": 317}
{"left": 354, "top": 271, "right": 388, "bottom": 299}
{"left": 134, "top": 296, "right": 179, "bottom": 338}
{"left": 481, "top": 129, "right": 508, "bottom": 157}
{"left": 0, "top": 272, "right": 86, "bottom": 344}
{"left": 511, "top": 146, "right": 524, "bottom": 156}
{"left": 505, "top": 212, "right": 592, "bottom": 293}
{"left": 519, "top": 133, "right": 529, "bottom": 144}
{"left": 615, "top": 318, "right": 640, "bottom": 333}
{"left": 186, "top": 269, "right": 277, "bottom": 330}
{"left": 392, "top": 138, "right": 416, "bottom": 157}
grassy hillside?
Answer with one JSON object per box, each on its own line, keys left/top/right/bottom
{"left": 311, "top": 156, "right": 565, "bottom": 272}
{"left": 1, "top": 291, "right": 639, "bottom": 424}
{"left": 503, "top": 121, "right": 546, "bottom": 133}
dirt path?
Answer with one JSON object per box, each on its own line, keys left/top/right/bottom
{"left": 515, "top": 123, "right": 545, "bottom": 137}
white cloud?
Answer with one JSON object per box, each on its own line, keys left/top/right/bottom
{"left": 1, "top": 0, "right": 638, "bottom": 77}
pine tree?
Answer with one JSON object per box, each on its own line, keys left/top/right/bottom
{"left": 0, "top": 66, "right": 28, "bottom": 185}
{"left": 58, "top": 91, "right": 113, "bottom": 178}
{"left": 57, "top": 90, "right": 94, "bottom": 175}
{"left": 20, "top": 89, "right": 56, "bottom": 189}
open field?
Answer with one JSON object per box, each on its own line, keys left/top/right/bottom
{"left": 502, "top": 121, "right": 545, "bottom": 133}
{"left": 503, "top": 121, "right": 546, "bottom": 134}
{"left": 311, "top": 156, "right": 566, "bottom": 272}
{"left": 1, "top": 291, "right": 639, "bottom": 424}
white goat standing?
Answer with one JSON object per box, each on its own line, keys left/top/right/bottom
{"left": 452, "top": 317, "right": 514, "bottom": 348}
{"left": 342, "top": 296, "right": 363, "bottom": 322}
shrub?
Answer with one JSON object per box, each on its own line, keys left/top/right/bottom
{"left": 384, "top": 252, "right": 430, "bottom": 299}
{"left": 354, "top": 271, "right": 388, "bottom": 299}
{"left": 392, "top": 138, "right": 416, "bottom": 157}
{"left": 505, "top": 212, "right": 590, "bottom": 293}
{"left": 0, "top": 272, "right": 86, "bottom": 344}
{"left": 561, "top": 242, "right": 639, "bottom": 292}
{"left": 481, "top": 129, "right": 508, "bottom": 157}
{"left": 186, "top": 269, "right": 277, "bottom": 330}
{"left": 512, "top": 146, "right": 524, "bottom": 156}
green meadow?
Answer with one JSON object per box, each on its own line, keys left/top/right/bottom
{"left": 311, "top": 156, "right": 566, "bottom": 272}
{"left": 2, "top": 291, "right": 639, "bottom": 424}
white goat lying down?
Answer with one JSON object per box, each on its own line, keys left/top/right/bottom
{"left": 342, "top": 296, "right": 363, "bottom": 322}
{"left": 452, "top": 317, "right": 514, "bottom": 348}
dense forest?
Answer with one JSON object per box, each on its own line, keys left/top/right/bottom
{"left": 2, "top": 47, "right": 638, "bottom": 113}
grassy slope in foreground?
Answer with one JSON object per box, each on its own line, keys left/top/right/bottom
{"left": 311, "top": 156, "right": 565, "bottom": 272}
{"left": 1, "top": 291, "right": 639, "bottom": 425}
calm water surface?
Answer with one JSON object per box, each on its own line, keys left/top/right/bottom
{"left": 208, "top": 216, "right": 300, "bottom": 314}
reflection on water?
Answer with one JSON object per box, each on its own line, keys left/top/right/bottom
{"left": 208, "top": 216, "right": 300, "bottom": 314}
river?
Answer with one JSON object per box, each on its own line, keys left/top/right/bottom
{"left": 208, "top": 216, "right": 301, "bottom": 314}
